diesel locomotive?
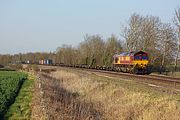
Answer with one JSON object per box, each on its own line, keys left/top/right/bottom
{"left": 113, "top": 50, "right": 149, "bottom": 74}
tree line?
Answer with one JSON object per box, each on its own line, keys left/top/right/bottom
{"left": 1, "top": 8, "right": 180, "bottom": 72}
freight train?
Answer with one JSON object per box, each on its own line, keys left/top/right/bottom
{"left": 24, "top": 59, "right": 53, "bottom": 65}
{"left": 24, "top": 50, "right": 150, "bottom": 74}
{"left": 55, "top": 50, "right": 150, "bottom": 74}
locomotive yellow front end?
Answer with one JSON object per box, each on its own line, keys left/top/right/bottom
{"left": 133, "top": 60, "right": 149, "bottom": 68}
{"left": 133, "top": 51, "right": 149, "bottom": 74}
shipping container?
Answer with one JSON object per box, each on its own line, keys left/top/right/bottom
{"left": 39, "top": 59, "right": 53, "bottom": 65}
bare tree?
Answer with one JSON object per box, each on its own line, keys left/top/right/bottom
{"left": 121, "top": 14, "right": 143, "bottom": 51}
{"left": 0, "top": 54, "right": 11, "bottom": 65}
{"left": 79, "top": 34, "right": 105, "bottom": 66}
{"left": 174, "top": 8, "right": 180, "bottom": 71}
{"left": 104, "top": 35, "right": 122, "bottom": 66}
{"left": 121, "top": 14, "right": 162, "bottom": 64}
{"left": 158, "top": 23, "right": 177, "bottom": 72}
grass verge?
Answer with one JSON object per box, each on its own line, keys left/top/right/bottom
{"left": 4, "top": 73, "right": 35, "bottom": 120}
{"left": 51, "top": 69, "right": 180, "bottom": 120}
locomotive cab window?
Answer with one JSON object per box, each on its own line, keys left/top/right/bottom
{"left": 142, "top": 53, "right": 148, "bottom": 60}
{"left": 142, "top": 56, "right": 148, "bottom": 60}
{"left": 134, "top": 52, "right": 148, "bottom": 60}
{"left": 134, "top": 56, "right": 140, "bottom": 60}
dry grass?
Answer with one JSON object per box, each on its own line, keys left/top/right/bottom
{"left": 40, "top": 73, "right": 104, "bottom": 120}
{"left": 31, "top": 73, "right": 46, "bottom": 120}
{"left": 49, "top": 69, "right": 180, "bottom": 120}
{"left": 151, "top": 71, "right": 180, "bottom": 78}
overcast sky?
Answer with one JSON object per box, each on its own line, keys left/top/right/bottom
{"left": 0, "top": 0, "right": 180, "bottom": 54}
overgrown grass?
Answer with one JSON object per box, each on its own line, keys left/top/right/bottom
{"left": 89, "top": 73, "right": 180, "bottom": 100}
{"left": 51, "top": 69, "right": 180, "bottom": 120}
{"left": 169, "top": 71, "right": 180, "bottom": 78}
{"left": 151, "top": 70, "right": 180, "bottom": 78}
{"left": 40, "top": 73, "right": 104, "bottom": 120}
{"left": 4, "top": 73, "right": 34, "bottom": 120}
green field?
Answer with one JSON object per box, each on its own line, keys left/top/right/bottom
{"left": 4, "top": 73, "right": 34, "bottom": 120}
{"left": 0, "top": 71, "right": 27, "bottom": 118}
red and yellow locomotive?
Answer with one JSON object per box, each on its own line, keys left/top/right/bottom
{"left": 113, "top": 50, "right": 149, "bottom": 74}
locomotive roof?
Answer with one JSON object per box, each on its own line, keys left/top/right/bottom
{"left": 120, "top": 51, "right": 136, "bottom": 56}
{"left": 113, "top": 51, "right": 147, "bottom": 57}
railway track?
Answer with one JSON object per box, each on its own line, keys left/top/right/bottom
{"left": 26, "top": 64, "right": 180, "bottom": 89}
{"left": 64, "top": 67, "right": 180, "bottom": 89}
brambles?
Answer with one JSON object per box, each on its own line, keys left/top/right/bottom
{"left": 0, "top": 71, "right": 27, "bottom": 117}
